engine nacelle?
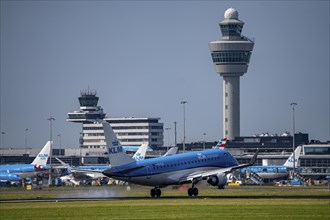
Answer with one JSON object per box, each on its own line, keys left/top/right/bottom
{"left": 207, "top": 173, "right": 228, "bottom": 188}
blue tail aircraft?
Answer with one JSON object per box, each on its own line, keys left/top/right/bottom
{"left": 0, "top": 141, "right": 51, "bottom": 183}
{"left": 101, "top": 122, "right": 258, "bottom": 197}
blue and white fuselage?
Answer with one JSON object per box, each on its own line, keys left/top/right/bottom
{"left": 240, "top": 146, "right": 302, "bottom": 180}
{"left": 0, "top": 141, "right": 51, "bottom": 182}
{"left": 101, "top": 121, "right": 258, "bottom": 197}
{"left": 0, "top": 164, "right": 50, "bottom": 180}
{"left": 104, "top": 149, "right": 238, "bottom": 187}
{"left": 241, "top": 166, "right": 289, "bottom": 179}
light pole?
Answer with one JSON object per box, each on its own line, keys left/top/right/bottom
{"left": 1, "top": 131, "right": 5, "bottom": 159}
{"left": 180, "top": 101, "right": 188, "bottom": 152}
{"left": 25, "top": 128, "right": 28, "bottom": 162}
{"left": 57, "top": 134, "right": 61, "bottom": 156}
{"left": 203, "top": 133, "right": 206, "bottom": 150}
{"left": 25, "top": 128, "right": 28, "bottom": 153}
{"left": 165, "top": 127, "right": 171, "bottom": 151}
{"left": 47, "top": 116, "right": 55, "bottom": 186}
{"left": 174, "top": 121, "right": 177, "bottom": 147}
{"left": 290, "top": 102, "right": 297, "bottom": 176}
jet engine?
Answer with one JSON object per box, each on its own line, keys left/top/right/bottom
{"left": 207, "top": 173, "right": 227, "bottom": 189}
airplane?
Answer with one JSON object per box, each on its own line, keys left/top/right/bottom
{"left": 101, "top": 121, "right": 258, "bottom": 197}
{"left": 56, "top": 143, "right": 178, "bottom": 185}
{"left": 0, "top": 141, "right": 51, "bottom": 183}
{"left": 240, "top": 146, "right": 302, "bottom": 181}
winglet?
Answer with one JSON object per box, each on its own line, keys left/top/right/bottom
{"left": 55, "top": 157, "right": 70, "bottom": 168}
{"left": 247, "top": 149, "right": 259, "bottom": 166}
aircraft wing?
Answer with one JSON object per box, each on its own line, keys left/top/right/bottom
{"left": 184, "top": 150, "right": 259, "bottom": 183}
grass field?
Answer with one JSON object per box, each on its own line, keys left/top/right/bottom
{"left": 1, "top": 185, "right": 329, "bottom": 220}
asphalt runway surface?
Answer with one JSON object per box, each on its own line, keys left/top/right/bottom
{"left": 1, "top": 195, "right": 329, "bottom": 203}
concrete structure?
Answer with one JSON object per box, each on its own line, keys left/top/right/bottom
{"left": 209, "top": 8, "right": 254, "bottom": 140}
{"left": 67, "top": 90, "right": 106, "bottom": 123}
{"left": 67, "top": 90, "right": 163, "bottom": 149}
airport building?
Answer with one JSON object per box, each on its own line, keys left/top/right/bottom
{"left": 67, "top": 90, "right": 164, "bottom": 149}
{"left": 81, "top": 117, "right": 163, "bottom": 149}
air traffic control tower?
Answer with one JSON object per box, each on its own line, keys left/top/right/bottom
{"left": 209, "top": 8, "right": 254, "bottom": 140}
{"left": 67, "top": 90, "right": 106, "bottom": 123}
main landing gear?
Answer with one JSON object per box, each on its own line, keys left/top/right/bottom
{"left": 187, "top": 179, "right": 199, "bottom": 196}
{"left": 150, "top": 188, "right": 161, "bottom": 197}
{"left": 187, "top": 187, "right": 199, "bottom": 196}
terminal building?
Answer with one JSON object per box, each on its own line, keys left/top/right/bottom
{"left": 67, "top": 90, "right": 164, "bottom": 149}
{"left": 81, "top": 117, "right": 163, "bottom": 149}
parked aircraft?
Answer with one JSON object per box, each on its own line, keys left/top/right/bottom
{"left": 0, "top": 141, "right": 51, "bottom": 182}
{"left": 101, "top": 122, "right": 258, "bottom": 197}
{"left": 241, "top": 146, "right": 302, "bottom": 182}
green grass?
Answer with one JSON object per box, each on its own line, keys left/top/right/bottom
{"left": 0, "top": 185, "right": 329, "bottom": 220}
{"left": 1, "top": 184, "right": 329, "bottom": 200}
{"left": 1, "top": 199, "right": 329, "bottom": 220}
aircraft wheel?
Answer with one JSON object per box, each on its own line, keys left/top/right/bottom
{"left": 150, "top": 188, "right": 156, "bottom": 197}
{"left": 218, "top": 185, "right": 225, "bottom": 190}
{"left": 188, "top": 188, "right": 194, "bottom": 196}
{"left": 193, "top": 187, "right": 199, "bottom": 196}
{"left": 155, "top": 188, "right": 161, "bottom": 197}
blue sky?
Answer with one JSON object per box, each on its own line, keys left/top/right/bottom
{"left": 1, "top": 0, "right": 329, "bottom": 149}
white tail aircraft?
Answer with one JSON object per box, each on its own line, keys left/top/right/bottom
{"left": 102, "top": 121, "right": 258, "bottom": 197}
{"left": 0, "top": 141, "right": 51, "bottom": 182}
{"left": 241, "top": 146, "right": 302, "bottom": 180}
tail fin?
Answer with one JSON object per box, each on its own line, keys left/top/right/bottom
{"left": 283, "top": 146, "right": 302, "bottom": 167}
{"left": 102, "top": 122, "right": 135, "bottom": 167}
{"left": 215, "top": 138, "right": 227, "bottom": 149}
{"left": 31, "top": 141, "right": 52, "bottom": 165}
{"left": 132, "top": 143, "right": 148, "bottom": 161}
{"left": 163, "top": 147, "right": 178, "bottom": 157}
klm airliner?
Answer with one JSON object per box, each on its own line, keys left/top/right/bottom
{"left": 101, "top": 122, "right": 258, "bottom": 197}
{"left": 56, "top": 143, "right": 178, "bottom": 185}
{"left": 0, "top": 141, "right": 51, "bottom": 182}
{"left": 241, "top": 146, "right": 302, "bottom": 181}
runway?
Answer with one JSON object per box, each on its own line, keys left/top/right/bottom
{"left": 1, "top": 195, "right": 329, "bottom": 203}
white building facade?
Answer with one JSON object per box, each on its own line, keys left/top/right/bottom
{"left": 81, "top": 117, "right": 164, "bottom": 149}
